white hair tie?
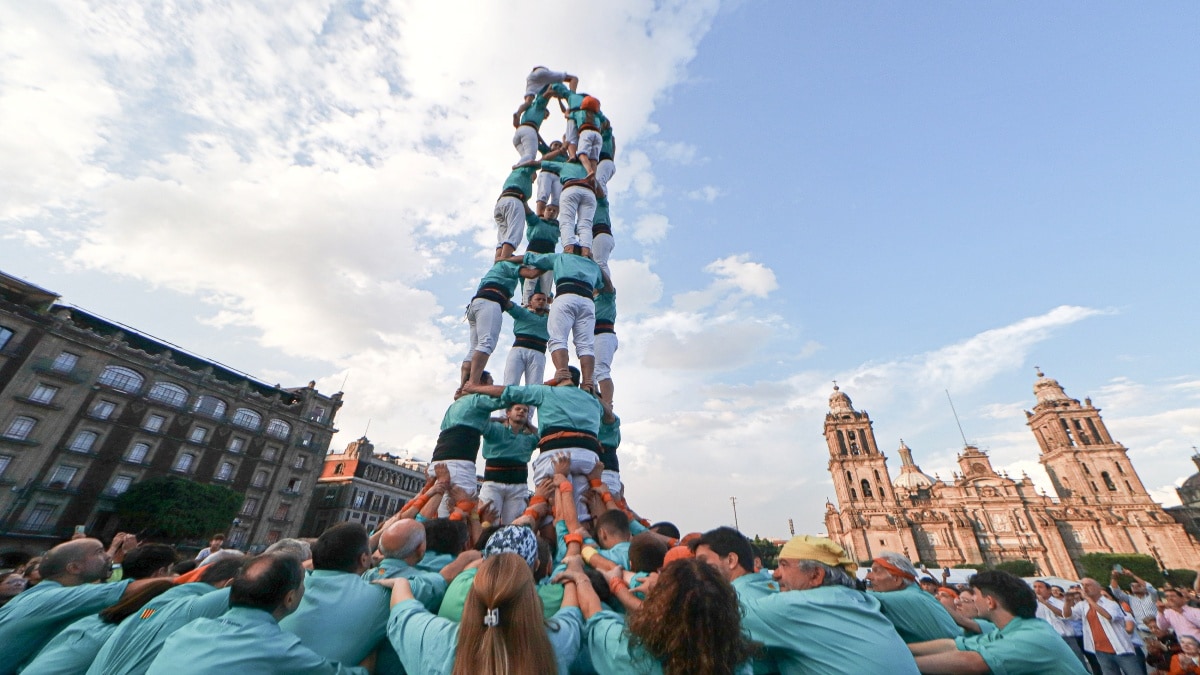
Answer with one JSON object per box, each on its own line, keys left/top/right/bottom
{"left": 483, "top": 607, "right": 500, "bottom": 627}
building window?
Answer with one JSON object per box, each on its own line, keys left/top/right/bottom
{"left": 262, "top": 447, "right": 277, "bottom": 462}
{"left": 98, "top": 366, "right": 144, "bottom": 394}
{"left": 292, "top": 455, "right": 307, "bottom": 470}
{"left": 1101, "top": 471, "right": 1117, "bottom": 491}
{"left": 240, "top": 497, "right": 259, "bottom": 516}
{"left": 1116, "top": 463, "right": 1125, "bottom": 475}
{"left": 143, "top": 414, "right": 166, "bottom": 433}
{"left": 265, "top": 419, "right": 291, "bottom": 439}
{"left": 228, "top": 437, "right": 246, "bottom": 454}
{"left": 51, "top": 352, "right": 79, "bottom": 372}
{"left": 23, "top": 504, "right": 55, "bottom": 532}
{"left": 192, "top": 395, "right": 227, "bottom": 420}
{"left": 266, "top": 530, "right": 281, "bottom": 545}
{"left": 109, "top": 475, "right": 133, "bottom": 496}
{"left": 252, "top": 471, "right": 268, "bottom": 488}
{"left": 189, "top": 426, "right": 208, "bottom": 443}
{"left": 3, "top": 416, "right": 36, "bottom": 440}
{"left": 231, "top": 408, "right": 262, "bottom": 430}
{"left": 310, "top": 407, "right": 325, "bottom": 423}
{"left": 860, "top": 479, "right": 873, "bottom": 499}
{"left": 48, "top": 465, "right": 79, "bottom": 487}
{"left": 126, "top": 442, "right": 151, "bottom": 464}
{"left": 334, "top": 462, "right": 345, "bottom": 475}
{"left": 0, "top": 454, "right": 12, "bottom": 478}
{"left": 28, "top": 383, "right": 59, "bottom": 405}
{"left": 90, "top": 400, "right": 117, "bottom": 420}
{"left": 273, "top": 504, "right": 291, "bottom": 521}
{"left": 68, "top": 431, "right": 99, "bottom": 453}
{"left": 352, "top": 490, "right": 366, "bottom": 509}
{"left": 300, "top": 431, "right": 314, "bottom": 447}
{"left": 147, "top": 382, "right": 189, "bottom": 407}
{"left": 215, "top": 462, "right": 234, "bottom": 481}
{"left": 286, "top": 478, "right": 302, "bottom": 493}
{"left": 0, "top": 326, "right": 13, "bottom": 350}
{"left": 174, "top": 453, "right": 196, "bottom": 474}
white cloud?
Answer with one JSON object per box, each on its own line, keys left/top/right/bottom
{"left": 631, "top": 214, "right": 671, "bottom": 245}
{"left": 651, "top": 140, "right": 698, "bottom": 165}
{"left": 686, "top": 185, "right": 722, "bottom": 202}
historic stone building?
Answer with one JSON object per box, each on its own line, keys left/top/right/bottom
{"left": 0, "top": 270, "right": 342, "bottom": 552}
{"left": 1165, "top": 454, "right": 1200, "bottom": 542}
{"left": 824, "top": 371, "right": 1199, "bottom": 577}
{"left": 301, "top": 436, "right": 427, "bottom": 537}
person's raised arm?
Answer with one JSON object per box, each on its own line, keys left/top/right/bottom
{"left": 374, "top": 577, "right": 416, "bottom": 608}
{"left": 603, "top": 565, "right": 641, "bottom": 612}
{"left": 914, "top": 650, "right": 990, "bottom": 674}
{"left": 908, "top": 639, "right": 960, "bottom": 657}
{"left": 439, "top": 549, "right": 482, "bottom": 584}
{"left": 464, "top": 383, "right": 507, "bottom": 398}
{"left": 564, "top": 75, "right": 578, "bottom": 92}
{"left": 1088, "top": 595, "right": 1112, "bottom": 621}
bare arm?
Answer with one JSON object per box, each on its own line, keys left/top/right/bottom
{"left": 464, "top": 383, "right": 506, "bottom": 398}
{"left": 908, "top": 639, "right": 960, "bottom": 657}
{"left": 914, "top": 650, "right": 990, "bottom": 675}
{"left": 439, "top": 550, "right": 482, "bottom": 583}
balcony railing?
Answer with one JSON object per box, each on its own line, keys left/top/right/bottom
{"left": 12, "top": 396, "right": 63, "bottom": 410}
{"left": 29, "top": 358, "right": 91, "bottom": 383}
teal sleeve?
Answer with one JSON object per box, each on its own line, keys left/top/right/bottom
{"left": 414, "top": 513, "right": 427, "bottom": 523}
{"left": 554, "top": 520, "right": 570, "bottom": 566}
{"left": 482, "top": 422, "right": 506, "bottom": 444}
{"left": 275, "top": 634, "right": 368, "bottom": 675}
{"left": 507, "top": 304, "right": 531, "bottom": 320}
{"left": 538, "top": 161, "right": 565, "bottom": 176}
{"left": 471, "top": 395, "right": 506, "bottom": 415}
{"left": 586, "top": 611, "right": 655, "bottom": 674}
{"left": 387, "top": 599, "right": 458, "bottom": 675}
{"left": 501, "top": 385, "right": 546, "bottom": 407}
{"left": 189, "top": 587, "right": 232, "bottom": 618}
{"left": 548, "top": 606, "right": 584, "bottom": 675}
{"left": 407, "top": 572, "right": 449, "bottom": 613}
{"left": 629, "top": 520, "right": 648, "bottom": 536}
{"left": 521, "top": 252, "right": 556, "bottom": 271}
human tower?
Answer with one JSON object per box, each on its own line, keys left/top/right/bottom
{"left": 426, "top": 66, "right": 623, "bottom": 526}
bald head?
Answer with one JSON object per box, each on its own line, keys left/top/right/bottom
{"left": 39, "top": 538, "right": 112, "bottom": 584}
{"left": 379, "top": 519, "right": 425, "bottom": 562}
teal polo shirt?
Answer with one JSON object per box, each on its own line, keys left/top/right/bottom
{"left": 0, "top": 578, "right": 130, "bottom": 673}
{"left": 731, "top": 573, "right": 780, "bottom": 674}
{"left": 518, "top": 93, "right": 550, "bottom": 129}
{"left": 594, "top": 289, "right": 616, "bottom": 324}
{"left": 86, "top": 583, "right": 231, "bottom": 675}
{"left": 539, "top": 159, "right": 589, "bottom": 185}
{"left": 439, "top": 393, "right": 504, "bottom": 432}
{"left": 436, "top": 567, "right": 563, "bottom": 623}
{"left": 476, "top": 261, "right": 521, "bottom": 297}
{"left": 522, "top": 252, "right": 603, "bottom": 290}
{"left": 500, "top": 384, "right": 603, "bottom": 436}
{"left": 278, "top": 569, "right": 390, "bottom": 666}
{"left": 500, "top": 166, "right": 538, "bottom": 200}
{"left": 954, "top": 616, "right": 1089, "bottom": 675}
{"left": 741, "top": 585, "right": 920, "bottom": 675}
{"left": 415, "top": 551, "right": 453, "bottom": 574}
{"left": 507, "top": 305, "right": 550, "bottom": 341}
{"left": 147, "top": 606, "right": 367, "bottom": 674}
{"left": 587, "top": 610, "right": 752, "bottom": 675}
{"left": 871, "top": 582, "right": 963, "bottom": 643}
{"left": 20, "top": 613, "right": 115, "bottom": 675}
{"left": 362, "top": 558, "right": 448, "bottom": 612}
{"left": 482, "top": 421, "right": 539, "bottom": 463}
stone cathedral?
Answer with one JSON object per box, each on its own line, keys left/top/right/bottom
{"left": 823, "top": 370, "right": 1199, "bottom": 577}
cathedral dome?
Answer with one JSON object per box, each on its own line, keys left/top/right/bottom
{"left": 893, "top": 440, "right": 936, "bottom": 490}
{"left": 1033, "top": 368, "right": 1071, "bottom": 404}
{"left": 829, "top": 384, "right": 854, "bottom": 414}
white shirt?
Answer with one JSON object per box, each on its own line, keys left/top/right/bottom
{"left": 1071, "top": 596, "right": 1135, "bottom": 655}
{"left": 1036, "top": 596, "right": 1072, "bottom": 637}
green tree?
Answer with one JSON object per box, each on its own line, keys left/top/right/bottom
{"left": 115, "top": 477, "right": 243, "bottom": 542}
{"left": 749, "top": 535, "right": 782, "bottom": 569}
{"left": 1077, "top": 553, "right": 1164, "bottom": 588}
{"left": 1166, "top": 569, "right": 1197, "bottom": 588}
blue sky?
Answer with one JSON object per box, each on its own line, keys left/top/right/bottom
{"left": 2, "top": 1, "right": 1198, "bottom": 538}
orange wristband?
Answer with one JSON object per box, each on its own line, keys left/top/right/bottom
{"left": 449, "top": 512, "right": 463, "bottom": 521}
{"left": 563, "top": 533, "right": 584, "bottom": 546}
{"left": 589, "top": 479, "right": 604, "bottom": 488}
{"left": 456, "top": 500, "right": 475, "bottom": 512}
{"left": 522, "top": 508, "right": 540, "bottom": 520}
{"left": 608, "top": 575, "right": 628, "bottom": 593}
{"left": 529, "top": 495, "right": 548, "bottom": 506}
{"left": 601, "top": 492, "right": 614, "bottom": 503}
{"left": 558, "top": 481, "right": 573, "bottom": 493}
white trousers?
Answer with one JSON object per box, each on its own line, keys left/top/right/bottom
{"left": 426, "top": 459, "right": 479, "bottom": 516}
{"left": 531, "top": 448, "right": 600, "bottom": 521}
{"left": 596, "top": 158, "right": 615, "bottom": 196}
{"left": 602, "top": 469, "right": 623, "bottom": 501}
{"left": 565, "top": 119, "right": 579, "bottom": 145}
{"left": 577, "top": 129, "right": 602, "bottom": 161}
{"left": 465, "top": 298, "right": 503, "bottom": 359}
{"left": 503, "top": 346, "right": 546, "bottom": 386}
{"left": 478, "top": 481, "right": 529, "bottom": 525}
{"left": 536, "top": 172, "right": 561, "bottom": 206}
{"left": 513, "top": 125, "right": 538, "bottom": 164}
{"left": 594, "top": 332, "right": 617, "bottom": 382}
{"left": 547, "top": 294, "right": 594, "bottom": 357}
{"left": 592, "top": 232, "right": 614, "bottom": 282}
{"left": 559, "top": 186, "right": 596, "bottom": 250}
{"left": 494, "top": 196, "right": 525, "bottom": 249}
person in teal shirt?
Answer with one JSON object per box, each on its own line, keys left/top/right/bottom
{"left": 597, "top": 405, "right": 623, "bottom": 497}
{"left": 383, "top": 552, "right": 580, "bottom": 674}
{"left": 427, "top": 381, "right": 506, "bottom": 516}
{"left": 21, "top": 578, "right": 175, "bottom": 675}
{"left": 462, "top": 260, "right": 531, "bottom": 388}
{"left": 478, "top": 403, "right": 539, "bottom": 524}
{"left": 364, "top": 518, "right": 454, "bottom": 612}
{"left": 148, "top": 553, "right": 365, "bottom": 675}
{"left": 740, "top": 535, "right": 920, "bottom": 675}
{"left": 538, "top": 159, "right": 597, "bottom": 254}
{"left": 466, "top": 369, "right": 604, "bottom": 521}
{"left": 87, "top": 556, "right": 243, "bottom": 675}
{"left": 279, "top": 524, "right": 390, "bottom": 666}
{"left": 911, "top": 570, "right": 1089, "bottom": 674}
{"left": 591, "top": 195, "right": 614, "bottom": 281}
{"left": 509, "top": 250, "right": 604, "bottom": 389}
{"left": 503, "top": 294, "right": 550, "bottom": 386}
{"left": 512, "top": 91, "right": 550, "bottom": 166}
{"left": 494, "top": 165, "right": 539, "bottom": 260}
{"left": 693, "top": 526, "right": 780, "bottom": 675}
{"left": 0, "top": 537, "right": 146, "bottom": 674}
{"left": 866, "top": 552, "right": 963, "bottom": 643}
{"left": 521, "top": 206, "right": 559, "bottom": 303}
{"left": 596, "top": 118, "right": 616, "bottom": 196}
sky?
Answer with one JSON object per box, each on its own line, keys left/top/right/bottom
{"left": 2, "top": 1, "right": 1199, "bottom": 539}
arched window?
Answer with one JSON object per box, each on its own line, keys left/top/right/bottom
{"left": 877, "top": 485, "right": 886, "bottom": 499}
{"left": 147, "top": 382, "right": 189, "bottom": 407}
{"left": 1116, "top": 463, "right": 1125, "bottom": 475}
{"left": 192, "top": 395, "right": 227, "bottom": 419}
{"left": 174, "top": 452, "right": 196, "bottom": 473}
{"left": 126, "top": 442, "right": 151, "bottom": 463}
{"left": 215, "top": 462, "right": 234, "bottom": 481}
{"left": 252, "top": 471, "right": 268, "bottom": 487}
{"left": 861, "top": 479, "right": 873, "bottom": 498}
{"left": 1081, "top": 464, "right": 1091, "bottom": 475}
{"left": 1101, "top": 471, "right": 1117, "bottom": 491}
{"left": 874, "top": 470, "right": 882, "bottom": 481}
{"left": 68, "top": 431, "right": 99, "bottom": 453}
{"left": 231, "top": 408, "right": 262, "bottom": 430}
{"left": 334, "top": 463, "right": 345, "bottom": 475}
{"left": 98, "top": 366, "right": 144, "bottom": 394}
{"left": 850, "top": 488, "right": 858, "bottom": 501}
{"left": 265, "top": 419, "right": 291, "bottom": 439}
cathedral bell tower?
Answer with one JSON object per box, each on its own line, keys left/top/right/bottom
{"left": 1026, "top": 370, "right": 1152, "bottom": 505}
{"left": 825, "top": 385, "right": 897, "bottom": 507}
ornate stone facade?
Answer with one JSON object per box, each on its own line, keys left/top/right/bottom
{"left": 824, "top": 372, "right": 1200, "bottom": 577}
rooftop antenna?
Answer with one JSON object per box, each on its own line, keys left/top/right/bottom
{"left": 340, "top": 370, "right": 351, "bottom": 392}
{"left": 363, "top": 418, "right": 371, "bottom": 437}
{"left": 945, "top": 390, "right": 970, "bottom": 447}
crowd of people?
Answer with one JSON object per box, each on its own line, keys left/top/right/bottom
{"left": 5, "top": 67, "right": 1200, "bottom": 674}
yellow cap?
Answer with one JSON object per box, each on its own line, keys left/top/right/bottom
{"left": 777, "top": 535, "right": 858, "bottom": 573}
